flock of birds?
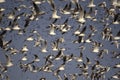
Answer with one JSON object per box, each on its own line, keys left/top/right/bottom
{"left": 0, "top": 0, "right": 120, "bottom": 80}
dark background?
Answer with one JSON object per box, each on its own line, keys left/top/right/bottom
{"left": 0, "top": 0, "right": 120, "bottom": 80}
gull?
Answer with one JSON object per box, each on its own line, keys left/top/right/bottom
{"left": 49, "top": 23, "right": 56, "bottom": 35}
{"left": 21, "top": 45, "right": 29, "bottom": 53}
{"left": 32, "top": 1, "right": 45, "bottom": 20}
{"left": 41, "top": 40, "right": 48, "bottom": 53}
{"left": 6, "top": 47, "right": 18, "bottom": 55}
{"left": 58, "top": 63, "right": 65, "bottom": 71}
{"left": 87, "top": 0, "right": 96, "bottom": 8}
{"left": 92, "top": 45, "right": 100, "bottom": 53}
{"left": 34, "top": 39, "right": 42, "bottom": 47}
{"left": 98, "top": 1, "right": 106, "bottom": 8}
{"left": 47, "top": 0, "right": 56, "bottom": 10}
{"left": 29, "top": 64, "right": 38, "bottom": 73}
{"left": 116, "top": 0, "right": 120, "bottom": 7}
{"left": 60, "top": 2, "right": 72, "bottom": 14}
{"left": 102, "top": 27, "right": 112, "bottom": 40}
{"left": 74, "top": 51, "right": 83, "bottom": 62}
{"left": 48, "top": 19, "right": 57, "bottom": 35}
{"left": 78, "top": 36, "right": 84, "bottom": 43}
{"left": 73, "top": 25, "right": 81, "bottom": 35}
{"left": 85, "top": 33, "right": 94, "bottom": 43}
{"left": 41, "top": 62, "right": 53, "bottom": 72}
{"left": 57, "top": 37, "right": 65, "bottom": 43}
{"left": 91, "top": 64, "right": 96, "bottom": 71}
{"left": 48, "top": 0, "right": 61, "bottom": 19}
{"left": 77, "top": 5, "right": 86, "bottom": 23}
{"left": 92, "top": 41, "right": 103, "bottom": 53}
{"left": 4, "top": 27, "right": 11, "bottom": 31}
{"left": 71, "top": 0, "right": 80, "bottom": 15}
{"left": 34, "top": 0, "right": 46, "bottom": 4}
{"left": 17, "top": 29, "right": 24, "bottom": 35}
{"left": 73, "top": 35, "right": 84, "bottom": 43}
{"left": 53, "top": 69, "right": 61, "bottom": 76}
{"left": 69, "top": 73, "right": 78, "bottom": 80}
{"left": 12, "top": 23, "right": 21, "bottom": 30}
{"left": 62, "top": 54, "right": 73, "bottom": 64}
{"left": 40, "top": 77, "right": 46, "bottom": 80}
{"left": 85, "top": 8, "right": 93, "bottom": 19}
{"left": 0, "top": 7, "right": 5, "bottom": 12}
{"left": 112, "top": 0, "right": 120, "bottom": 7}
{"left": 89, "top": 25, "right": 97, "bottom": 32}
{"left": 13, "top": 12, "right": 24, "bottom": 21}
{"left": 52, "top": 10, "right": 61, "bottom": 19}
{"left": 111, "top": 51, "right": 120, "bottom": 59}
{"left": 44, "top": 54, "right": 54, "bottom": 64}
{"left": 51, "top": 37, "right": 65, "bottom": 51}
{"left": 112, "top": 0, "right": 117, "bottom": 6}
{"left": 79, "top": 26, "right": 87, "bottom": 36}
{"left": 7, "top": 11, "right": 15, "bottom": 20}
{"left": 21, "top": 54, "right": 28, "bottom": 61}
{"left": 25, "top": 35, "right": 34, "bottom": 41}
{"left": 34, "top": 33, "right": 44, "bottom": 47}
{"left": 0, "top": 0, "right": 5, "bottom": 3}
{"left": 33, "top": 54, "right": 40, "bottom": 62}
{"left": 111, "top": 72, "right": 120, "bottom": 80}
{"left": 94, "top": 60, "right": 101, "bottom": 68}
{"left": 97, "top": 49, "right": 108, "bottom": 58}
{"left": 53, "top": 50, "right": 64, "bottom": 60}
{"left": 59, "top": 18, "right": 71, "bottom": 34}
{"left": 52, "top": 41, "right": 59, "bottom": 51}
{"left": 24, "top": 15, "right": 31, "bottom": 28}
{"left": 2, "top": 40, "right": 12, "bottom": 50}
{"left": 113, "top": 63, "right": 120, "bottom": 68}
{"left": 82, "top": 63, "right": 88, "bottom": 70}
{"left": 114, "top": 30, "right": 120, "bottom": 40}
{"left": 5, "top": 54, "right": 13, "bottom": 67}
{"left": 86, "top": 57, "right": 91, "bottom": 64}
{"left": 113, "top": 13, "right": 120, "bottom": 24}
{"left": 79, "top": 45, "right": 86, "bottom": 51}
{"left": 111, "top": 40, "right": 120, "bottom": 49}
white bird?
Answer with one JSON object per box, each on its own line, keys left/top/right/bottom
{"left": 87, "top": 0, "right": 96, "bottom": 8}
{"left": 111, "top": 41, "right": 120, "bottom": 49}
{"left": 74, "top": 51, "right": 83, "bottom": 62}
{"left": 77, "top": 6, "right": 86, "bottom": 23}
{"left": 21, "top": 45, "right": 29, "bottom": 53}
{"left": 21, "top": 54, "right": 28, "bottom": 61}
{"left": 5, "top": 55, "right": 13, "bottom": 67}
{"left": 113, "top": 63, "right": 120, "bottom": 68}
{"left": 114, "top": 30, "right": 120, "bottom": 40}
{"left": 112, "top": 0, "right": 120, "bottom": 7}
{"left": 52, "top": 10, "right": 61, "bottom": 19}
{"left": 41, "top": 40, "right": 48, "bottom": 53}
{"left": 0, "top": 0, "right": 5, "bottom": 3}
{"left": 33, "top": 54, "right": 40, "bottom": 62}
{"left": 60, "top": 2, "right": 71, "bottom": 14}
{"left": 12, "top": 24, "right": 21, "bottom": 30}
{"left": 52, "top": 41, "right": 59, "bottom": 51}
{"left": 25, "top": 35, "right": 34, "bottom": 41}
{"left": 58, "top": 63, "right": 65, "bottom": 71}
{"left": 49, "top": 24, "right": 56, "bottom": 35}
